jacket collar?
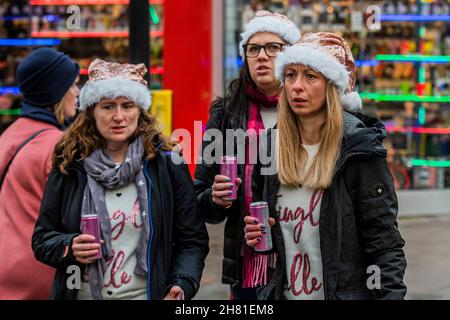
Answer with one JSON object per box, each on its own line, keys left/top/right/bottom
{"left": 335, "top": 111, "right": 387, "bottom": 173}
{"left": 20, "top": 101, "right": 62, "bottom": 129}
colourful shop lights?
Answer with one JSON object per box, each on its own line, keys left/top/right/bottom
{"left": 0, "top": 15, "right": 28, "bottom": 21}
{"left": 0, "top": 39, "right": 61, "bottom": 46}
{"left": 30, "top": 0, "right": 164, "bottom": 5}
{"left": 355, "top": 55, "right": 450, "bottom": 67}
{"left": 359, "top": 93, "right": 450, "bottom": 103}
{"left": 150, "top": 5, "right": 160, "bottom": 24}
{"left": 375, "top": 54, "right": 450, "bottom": 63}
{"left": 355, "top": 60, "right": 379, "bottom": 67}
{"left": 0, "top": 87, "right": 21, "bottom": 95}
{"left": 31, "top": 31, "right": 163, "bottom": 38}
{"left": 386, "top": 127, "right": 450, "bottom": 135}
{"left": 418, "top": 106, "right": 427, "bottom": 125}
{"left": 410, "top": 159, "right": 450, "bottom": 168}
{"left": 380, "top": 15, "right": 450, "bottom": 22}
{"left": 0, "top": 109, "right": 21, "bottom": 116}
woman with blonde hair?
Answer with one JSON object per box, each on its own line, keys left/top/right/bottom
{"left": 32, "top": 59, "right": 209, "bottom": 300}
{"left": 0, "top": 48, "right": 79, "bottom": 299}
{"left": 244, "top": 32, "right": 407, "bottom": 300}
{"left": 194, "top": 10, "right": 301, "bottom": 300}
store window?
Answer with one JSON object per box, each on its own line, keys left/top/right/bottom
{"left": 223, "top": 0, "right": 450, "bottom": 191}
{"left": 0, "top": 0, "right": 164, "bottom": 134}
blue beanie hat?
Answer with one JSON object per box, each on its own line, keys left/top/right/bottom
{"left": 16, "top": 48, "right": 79, "bottom": 108}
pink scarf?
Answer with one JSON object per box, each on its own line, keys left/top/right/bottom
{"left": 242, "top": 85, "right": 279, "bottom": 288}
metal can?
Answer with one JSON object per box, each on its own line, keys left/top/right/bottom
{"left": 249, "top": 201, "right": 273, "bottom": 252}
{"left": 220, "top": 156, "right": 238, "bottom": 200}
{"left": 80, "top": 214, "right": 102, "bottom": 259}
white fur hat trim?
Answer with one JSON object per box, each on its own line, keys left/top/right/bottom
{"left": 239, "top": 15, "right": 301, "bottom": 58}
{"left": 79, "top": 77, "right": 151, "bottom": 111}
{"left": 275, "top": 44, "right": 349, "bottom": 93}
{"left": 275, "top": 45, "right": 363, "bottom": 111}
{"left": 340, "top": 91, "right": 362, "bottom": 111}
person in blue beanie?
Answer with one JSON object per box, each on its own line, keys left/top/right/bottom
{"left": 17, "top": 47, "right": 81, "bottom": 129}
{"left": 0, "top": 47, "right": 79, "bottom": 299}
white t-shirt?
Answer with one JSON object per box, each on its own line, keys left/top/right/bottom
{"left": 276, "top": 143, "right": 325, "bottom": 300}
{"left": 260, "top": 106, "right": 278, "bottom": 130}
{"left": 78, "top": 182, "right": 148, "bottom": 300}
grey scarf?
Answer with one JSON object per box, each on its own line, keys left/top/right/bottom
{"left": 81, "top": 136, "right": 150, "bottom": 300}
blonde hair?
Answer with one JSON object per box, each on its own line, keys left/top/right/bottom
{"left": 53, "top": 100, "right": 65, "bottom": 126}
{"left": 276, "top": 82, "right": 344, "bottom": 189}
{"left": 53, "top": 107, "right": 171, "bottom": 174}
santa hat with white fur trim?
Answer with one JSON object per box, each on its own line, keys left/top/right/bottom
{"left": 239, "top": 10, "right": 301, "bottom": 59}
{"left": 79, "top": 59, "right": 151, "bottom": 111}
{"left": 275, "top": 32, "right": 362, "bottom": 111}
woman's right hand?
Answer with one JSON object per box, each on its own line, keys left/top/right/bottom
{"left": 71, "top": 234, "right": 101, "bottom": 264}
{"left": 243, "top": 216, "right": 276, "bottom": 247}
{"left": 211, "top": 175, "right": 242, "bottom": 208}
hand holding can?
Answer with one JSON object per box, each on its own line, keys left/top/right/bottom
{"left": 248, "top": 202, "right": 273, "bottom": 252}
{"left": 80, "top": 214, "right": 102, "bottom": 260}
{"left": 220, "top": 156, "right": 238, "bottom": 200}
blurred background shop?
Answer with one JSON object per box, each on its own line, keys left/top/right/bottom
{"left": 1, "top": 0, "right": 449, "bottom": 216}
{"left": 223, "top": 0, "right": 450, "bottom": 216}
{"left": 0, "top": 0, "right": 212, "bottom": 144}
{"left": 1, "top": 0, "right": 450, "bottom": 300}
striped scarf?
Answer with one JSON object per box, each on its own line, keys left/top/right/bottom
{"left": 242, "top": 85, "right": 278, "bottom": 288}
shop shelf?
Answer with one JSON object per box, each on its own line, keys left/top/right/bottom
{"left": 360, "top": 93, "right": 450, "bottom": 103}
{"left": 0, "top": 39, "right": 61, "bottom": 46}
{"left": 386, "top": 127, "right": 450, "bottom": 135}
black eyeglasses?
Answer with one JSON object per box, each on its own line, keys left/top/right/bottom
{"left": 243, "top": 42, "right": 285, "bottom": 58}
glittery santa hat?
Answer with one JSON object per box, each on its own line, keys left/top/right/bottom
{"left": 79, "top": 59, "right": 151, "bottom": 111}
{"left": 275, "top": 32, "right": 362, "bottom": 111}
{"left": 239, "top": 10, "right": 301, "bottom": 59}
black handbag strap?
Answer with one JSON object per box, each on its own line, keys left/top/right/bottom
{"left": 0, "top": 129, "right": 50, "bottom": 190}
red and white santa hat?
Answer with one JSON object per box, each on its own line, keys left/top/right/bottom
{"left": 275, "top": 32, "right": 362, "bottom": 111}
{"left": 79, "top": 59, "right": 151, "bottom": 111}
{"left": 239, "top": 10, "right": 301, "bottom": 59}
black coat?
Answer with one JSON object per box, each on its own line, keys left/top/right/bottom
{"left": 252, "top": 112, "right": 407, "bottom": 300}
{"left": 32, "top": 150, "right": 209, "bottom": 300}
{"left": 194, "top": 101, "right": 249, "bottom": 286}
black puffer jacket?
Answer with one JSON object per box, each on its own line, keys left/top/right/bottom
{"left": 252, "top": 112, "right": 407, "bottom": 300}
{"left": 32, "top": 150, "right": 209, "bottom": 300}
{"left": 194, "top": 101, "right": 248, "bottom": 286}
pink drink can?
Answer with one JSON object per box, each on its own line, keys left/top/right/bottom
{"left": 220, "top": 156, "right": 238, "bottom": 200}
{"left": 249, "top": 201, "right": 273, "bottom": 252}
{"left": 81, "top": 214, "right": 102, "bottom": 259}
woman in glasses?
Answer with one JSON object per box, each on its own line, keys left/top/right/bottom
{"left": 194, "top": 11, "right": 300, "bottom": 300}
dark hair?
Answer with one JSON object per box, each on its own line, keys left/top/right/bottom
{"left": 211, "top": 59, "right": 255, "bottom": 132}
